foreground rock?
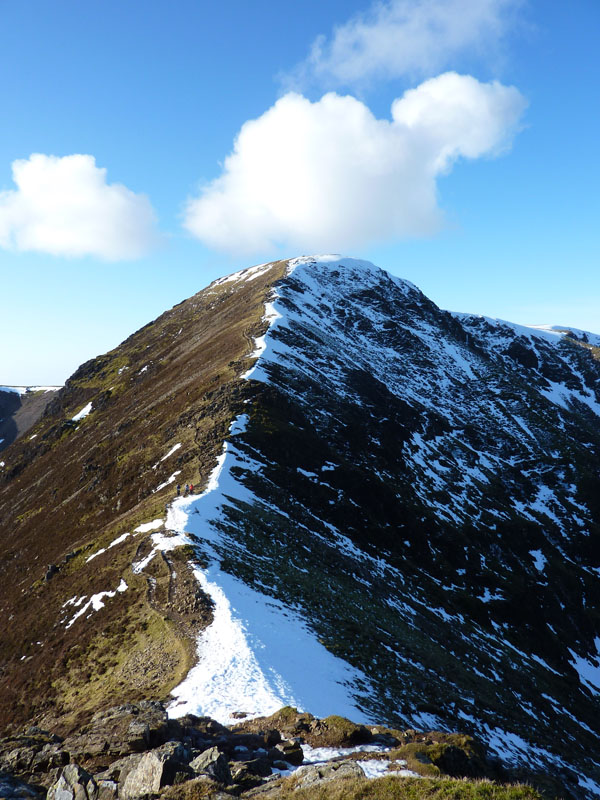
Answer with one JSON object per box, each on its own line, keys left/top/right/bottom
{"left": 0, "top": 703, "right": 542, "bottom": 799}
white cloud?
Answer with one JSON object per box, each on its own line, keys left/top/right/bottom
{"left": 289, "top": 0, "right": 521, "bottom": 89}
{"left": 0, "top": 153, "right": 158, "bottom": 260}
{"left": 184, "top": 73, "right": 526, "bottom": 255}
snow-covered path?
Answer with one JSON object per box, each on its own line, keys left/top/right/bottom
{"left": 157, "top": 414, "right": 367, "bottom": 725}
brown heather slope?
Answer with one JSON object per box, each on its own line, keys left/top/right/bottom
{"left": 0, "top": 260, "right": 287, "bottom": 735}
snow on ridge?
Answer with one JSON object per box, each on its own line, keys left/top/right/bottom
{"left": 212, "top": 261, "right": 275, "bottom": 287}
{"left": 131, "top": 415, "right": 368, "bottom": 726}
{"left": 286, "top": 255, "right": 420, "bottom": 295}
{"left": 241, "top": 300, "right": 283, "bottom": 380}
{"left": 0, "top": 385, "right": 61, "bottom": 395}
{"left": 241, "top": 255, "right": 423, "bottom": 387}
{"left": 454, "top": 312, "right": 600, "bottom": 346}
{"left": 530, "top": 324, "right": 600, "bottom": 345}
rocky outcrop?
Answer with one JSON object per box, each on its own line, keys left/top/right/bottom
{"left": 62, "top": 702, "right": 171, "bottom": 763}
{"left": 0, "top": 702, "right": 529, "bottom": 799}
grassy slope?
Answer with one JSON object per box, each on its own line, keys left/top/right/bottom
{"left": 0, "top": 261, "right": 287, "bottom": 734}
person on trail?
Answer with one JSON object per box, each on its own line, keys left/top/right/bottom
{"left": 190, "top": 483, "right": 194, "bottom": 494}
{"left": 185, "top": 483, "right": 190, "bottom": 495}
{"left": 176, "top": 484, "right": 181, "bottom": 496}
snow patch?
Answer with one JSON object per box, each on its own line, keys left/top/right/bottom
{"left": 153, "top": 442, "right": 182, "bottom": 468}
{"left": 134, "top": 518, "right": 165, "bottom": 533}
{"left": 64, "top": 580, "right": 128, "bottom": 628}
{"left": 529, "top": 549, "right": 546, "bottom": 572}
{"left": 154, "top": 470, "right": 181, "bottom": 493}
{"left": 109, "top": 532, "right": 130, "bottom": 548}
{"left": 569, "top": 639, "right": 600, "bottom": 694}
{"left": 72, "top": 402, "right": 92, "bottom": 421}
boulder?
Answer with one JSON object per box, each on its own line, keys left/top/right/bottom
{"left": 189, "top": 746, "right": 231, "bottom": 784}
{"left": 120, "top": 743, "right": 192, "bottom": 799}
{"left": 273, "top": 741, "right": 303, "bottom": 766}
{"left": 294, "top": 760, "right": 364, "bottom": 787}
{"left": 311, "top": 715, "right": 372, "bottom": 747}
{"left": 263, "top": 730, "right": 281, "bottom": 748}
{"left": 228, "top": 763, "right": 265, "bottom": 793}
{"left": 93, "top": 753, "right": 144, "bottom": 785}
{"left": 242, "top": 756, "right": 271, "bottom": 778}
{"left": 47, "top": 764, "right": 98, "bottom": 800}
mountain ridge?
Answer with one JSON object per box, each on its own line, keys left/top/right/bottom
{"left": 1, "top": 256, "right": 599, "bottom": 799}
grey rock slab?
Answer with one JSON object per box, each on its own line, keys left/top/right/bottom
{"left": 120, "top": 743, "right": 192, "bottom": 799}
{"left": 47, "top": 764, "right": 98, "bottom": 800}
{"left": 294, "top": 760, "right": 364, "bottom": 787}
{"left": 93, "top": 753, "right": 144, "bottom": 785}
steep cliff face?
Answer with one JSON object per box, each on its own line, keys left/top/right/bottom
{"left": 1, "top": 256, "right": 599, "bottom": 799}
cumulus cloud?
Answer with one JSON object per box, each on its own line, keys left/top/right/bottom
{"left": 184, "top": 72, "right": 526, "bottom": 255}
{"left": 288, "top": 0, "right": 521, "bottom": 89}
{"left": 0, "top": 153, "right": 158, "bottom": 260}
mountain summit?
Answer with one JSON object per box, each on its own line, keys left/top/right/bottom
{"left": 1, "top": 256, "right": 599, "bottom": 798}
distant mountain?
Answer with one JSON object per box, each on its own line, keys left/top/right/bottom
{"left": 1, "top": 257, "right": 599, "bottom": 800}
{"left": 0, "top": 385, "right": 61, "bottom": 452}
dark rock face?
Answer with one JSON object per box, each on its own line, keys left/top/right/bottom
{"left": 0, "top": 387, "right": 60, "bottom": 452}
{"left": 184, "top": 259, "right": 600, "bottom": 798}
{"left": 503, "top": 339, "right": 539, "bottom": 369}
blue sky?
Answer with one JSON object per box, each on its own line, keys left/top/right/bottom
{"left": 1, "top": 0, "right": 598, "bottom": 384}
